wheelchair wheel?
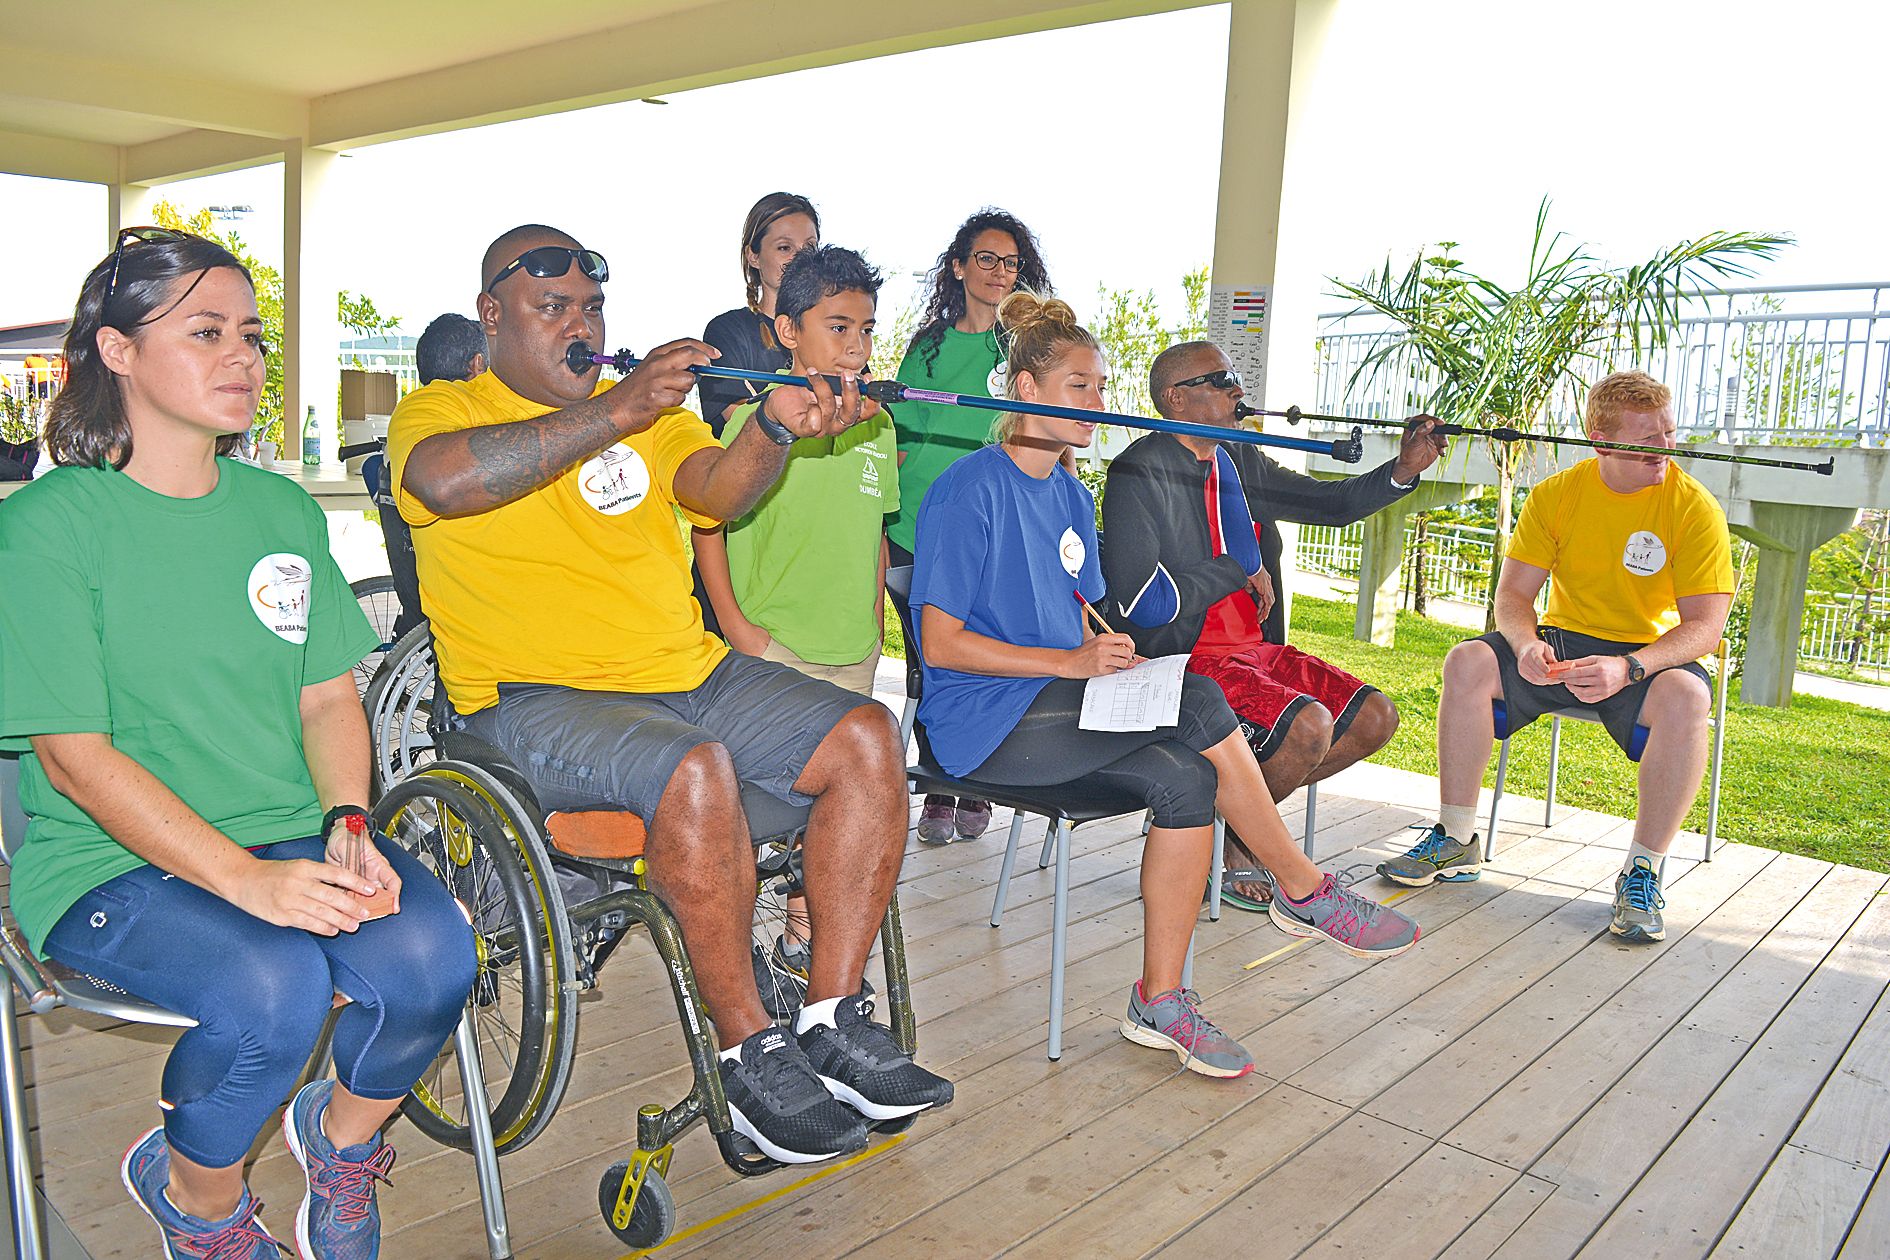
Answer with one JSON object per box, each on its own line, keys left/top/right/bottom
{"left": 365, "top": 624, "right": 437, "bottom": 795}
{"left": 750, "top": 838, "right": 811, "bottom": 1023}
{"left": 597, "top": 1161, "right": 675, "bottom": 1249}
{"left": 348, "top": 575, "right": 401, "bottom": 700}
{"left": 376, "top": 766, "right": 578, "bottom": 1154}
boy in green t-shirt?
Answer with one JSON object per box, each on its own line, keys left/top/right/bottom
{"left": 694, "top": 244, "right": 897, "bottom": 1007}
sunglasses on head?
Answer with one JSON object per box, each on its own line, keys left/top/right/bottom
{"left": 1173, "top": 368, "right": 1243, "bottom": 393}
{"left": 485, "top": 246, "right": 610, "bottom": 295}
{"left": 969, "top": 249, "right": 1023, "bottom": 274}
{"left": 105, "top": 226, "right": 195, "bottom": 300}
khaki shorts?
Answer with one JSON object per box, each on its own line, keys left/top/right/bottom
{"left": 759, "top": 637, "right": 882, "bottom": 700}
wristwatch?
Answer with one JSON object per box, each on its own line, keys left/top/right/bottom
{"left": 1624, "top": 654, "right": 1647, "bottom": 684}
{"left": 752, "top": 392, "right": 799, "bottom": 447}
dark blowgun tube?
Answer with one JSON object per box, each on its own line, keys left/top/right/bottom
{"left": 1233, "top": 401, "right": 1835, "bottom": 475}
{"left": 570, "top": 343, "right": 1365, "bottom": 463}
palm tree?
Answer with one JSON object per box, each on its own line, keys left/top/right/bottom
{"left": 1330, "top": 199, "right": 1789, "bottom": 625}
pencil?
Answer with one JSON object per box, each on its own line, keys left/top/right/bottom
{"left": 1073, "top": 589, "right": 1115, "bottom": 636}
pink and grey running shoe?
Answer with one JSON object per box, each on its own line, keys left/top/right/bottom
{"left": 1120, "top": 981, "right": 1254, "bottom": 1078}
{"left": 1271, "top": 872, "right": 1420, "bottom": 958}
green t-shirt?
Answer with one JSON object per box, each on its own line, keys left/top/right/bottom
{"left": 887, "top": 325, "right": 1007, "bottom": 553}
{"left": 0, "top": 461, "right": 378, "bottom": 953}
{"left": 724, "top": 380, "right": 899, "bottom": 665}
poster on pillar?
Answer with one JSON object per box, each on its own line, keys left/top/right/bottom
{"left": 1207, "top": 284, "right": 1270, "bottom": 399}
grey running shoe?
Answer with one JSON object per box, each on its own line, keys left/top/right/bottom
{"left": 798, "top": 990, "right": 953, "bottom": 1120}
{"left": 1378, "top": 824, "right": 1483, "bottom": 887}
{"left": 917, "top": 796, "right": 957, "bottom": 845}
{"left": 752, "top": 942, "right": 806, "bottom": 1021}
{"left": 1271, "top": 873, "right": 1421, "bottom": 958}
{"left": 954, "top": 798, "right": 993, "bottom": 839}
{"left": 1120, "top": 982, "right": 1254, "bottom": 1078}
{"left": 719, "top": 1027, "right": 869, "bottom": 1164}
{"left": 1611, "top": 855, "right": 1666, "bottom": 943}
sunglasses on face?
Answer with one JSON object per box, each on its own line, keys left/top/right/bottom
{"left": 969, "top": 250, "right": 1023, "bottom": 274}
{"left": 1173, "top": 369, "right": 1243, "bottom": 393}
{"left": 485, "top": 246, "right": 610, "bottom": 295}
{"left": 105, "top": 226, "right": 194, "bottom": 300}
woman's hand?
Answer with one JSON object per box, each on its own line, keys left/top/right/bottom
{"left": 225, "top": 856, "right": 378, "bottom": 935}
{"left": 325, "top": 815, "right": 403, "bottom": 913}
{"left": 1060, "top": 633, "right": 1142, "bottom": 678}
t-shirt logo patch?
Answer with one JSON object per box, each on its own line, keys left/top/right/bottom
{"left": 579, "top": 444, "right": 651, "bottom": 516}
{"left": 1058, "top": 526, "right": 1086, "bottom": 577}
{"left": 1623, "top": 530, "right": 1668, "bottom": 577}
{"left": 987, "top": 364, "right": 1008, "bottom": 398}
{"left": 247, "top": 553, "right": 311, "bottom": 644}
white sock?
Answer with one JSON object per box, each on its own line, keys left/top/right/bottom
{"left": 718, "top": 1045, "right": 744, "bottom": 1064}
{"left": 795, "top": 996, "right": 844, "bottom": 1034}
{"left": 1440, "top": 804, "right": 1478, "bottom": 845}
{"left": 1624, "top": 840, "right": 1665, "bottom": 875}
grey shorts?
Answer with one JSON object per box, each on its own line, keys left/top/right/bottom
{"left": 456, "top": 651, "right": 875, "bottom": 822}
{"left": 1479, "top": 628, "right": 1710, "bottom": 759}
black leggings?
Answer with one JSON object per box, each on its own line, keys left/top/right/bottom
{"left": 966, "top": 675, "right": 1240, "bottom": 829}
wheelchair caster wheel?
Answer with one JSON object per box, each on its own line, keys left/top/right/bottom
{"left": 598, "top": 1160, "right": 676, "bottom": 1248}
{"left": 871, "top": 1115, "right": 916, "bottom": 1136}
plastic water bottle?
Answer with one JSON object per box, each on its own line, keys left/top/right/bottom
{"left": 301, "top": 405, "right": 320, "bottom": 466}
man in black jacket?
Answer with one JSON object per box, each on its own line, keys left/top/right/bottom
{"left": 1102, "top": 341, "right": 1446, "bottom": 908}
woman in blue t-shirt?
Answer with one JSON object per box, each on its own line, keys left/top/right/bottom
{"left": 910, "top": 292, "right": 1422, "bottom": 1079}
{"left": 0, "top": 230, "right": 474, "bottom": 1259}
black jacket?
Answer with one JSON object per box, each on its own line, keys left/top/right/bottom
{"left": 1100, "top": 431, "right": 1413, "bottom": 657}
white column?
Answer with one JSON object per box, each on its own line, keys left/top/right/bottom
{"left": 281, "top": 145, "right": 341, "bottom": 463}
{"left": 1209, "top": 0, "right": 1338, "bottom": 634}
{"left": 108, "top": 150, "right": 158, "bottom": 247}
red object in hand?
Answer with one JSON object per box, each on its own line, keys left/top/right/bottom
{"left": 1545, "top": 660, "right": 1572, "bottom": 678}
{"left": 344, "top": 813, "right": 366, "bottom": 835}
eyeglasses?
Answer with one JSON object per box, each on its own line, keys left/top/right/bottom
{"left": 1173, "top": 369, "right": 1243, "bottom": 393}
{"left": 105, "top": 226, "right": 193, "bottom": 300}
{"left": 969, "top": 250, "right": 1023, "bottom": 274}
{"left": 485, "top": 246, "right": 610, "bottom": 296}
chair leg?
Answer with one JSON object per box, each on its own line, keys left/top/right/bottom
{"left": 1140, "top": 809, "right": 1152, "bottom": 837}
{"left": 1545, "top": 717, "right": 1562, "bottom": 828}
{"left": 898, "top": 696, "right": 916, "bottom": 755}
{"left": 1181, "top": 927, "right": 1196, "bottom": 991}
{"left": 1, "top": 981, "right": 44, "bottom": 1260}
{"left": 1303, "top": 782, "right": 1319, "bottom": 858}
{"left": 1037, "top": 819, "right": 1056, "bottom": 870}
{"left": 990, "top": 813, "right": 1026, "bottom": 928}
{"left": 1208, "top": 816, "right": 1225, "bottom": 923}
{"left": 1707, "top": 678, "right": 1728, "bottom": 863}
{"left": 454, "top": 1006, "right": 513, "bottom": 1260}
{"left": 1487, "top": 737, "right": 1511, "bottom": 864}
{"left": 1047, "top": 821, "right": 1072, "bottom": 1061}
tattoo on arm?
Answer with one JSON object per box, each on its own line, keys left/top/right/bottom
{"left": 459, "top": 394, "right": 623, "bottom": 511}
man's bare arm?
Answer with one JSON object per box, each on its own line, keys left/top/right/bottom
{"left": 1635, "top": 592, "right": 1732, "bottom": 673}
{"left": 674, "top": 370, "right": 872, "bottom": 521}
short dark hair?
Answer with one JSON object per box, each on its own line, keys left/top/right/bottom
{"left": 776, "top": 245, "right": 882, "bottom": 324}
{"left": 416, "top": 313, "right": 486, "bottom": 384}
{"left": 1148, "top": 340, "right": 1219, "bottom": 415}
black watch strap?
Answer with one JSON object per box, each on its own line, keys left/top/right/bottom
{"left": 322, "top": 804, "right": 371, "bottom": 835}
{"left": 1625, "top": 654, "right": 1647, "bottom": 683}
{"left": 752, "top": 392, "right": 798, "bottom": 446}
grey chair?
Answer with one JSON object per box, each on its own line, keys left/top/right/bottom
{"left": 0, "top": 752, "right": 513, "bottom": 1260}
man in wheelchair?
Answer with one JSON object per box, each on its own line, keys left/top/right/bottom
{"left": 1377, "top": 371, "right": 1734, "bottom": 945}
{"left": 389, "top": 224, "right": 951, "bottom": 1166}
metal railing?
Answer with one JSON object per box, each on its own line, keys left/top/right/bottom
{"left": 1298, "top": 519, "right": 1499, "bottom": 609}
{"left": 1800, "top": 594, "right": 1890, "bottom": 672}
{"left": 1313, "top": 281, "right": 1890, "bottom": 445}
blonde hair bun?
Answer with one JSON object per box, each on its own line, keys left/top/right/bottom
{"left": 998, "top": 290, "right": 1081, "bottom": 338}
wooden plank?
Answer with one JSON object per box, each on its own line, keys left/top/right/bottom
{"left": 1303, "top": 1144, "right": 1518, "bottom": 1259}
{"left": 1579, "top": 871, "right": 1890, "bottom": 1257}
{"left": 1710, "top": 1145, "right": 1875, "bottom": 1258}
{"left": 1772, "top": 969, "right": 1890, "bottom": 1171}
{"left": 1838, "top": 1165, "right": 1890, "bottom": 1259}
{"left": 1436, "top": 1173, "right": 1561, "bottom": 1260}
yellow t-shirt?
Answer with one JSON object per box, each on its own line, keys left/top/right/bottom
{"left": 388, "top": 371, "right": 727, "bottom": 713}
{"left": 1508, "top": 458, "right": 1734, "bottom": 645}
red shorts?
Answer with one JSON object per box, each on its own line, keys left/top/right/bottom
{"left": 1188, "top": 643, "right": 1375, "bottom": 760}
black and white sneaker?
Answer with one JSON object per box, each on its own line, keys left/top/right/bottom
{"left": 719, "top": 1027, "right": 869, "bottom": 1165}
{"left": 797, "top": 990, "right": 954, "bottom": 1121}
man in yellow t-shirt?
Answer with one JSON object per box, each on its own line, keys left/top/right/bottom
{"left": 1378, "top": 371, "right": 1733, "bottom": 944}
{"left": 390, "top": 225, "right": 950, "bottom": 1164}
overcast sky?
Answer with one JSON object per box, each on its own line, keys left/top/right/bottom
{"left": 5, "top": 0, "right": 1886, "bottom": 345}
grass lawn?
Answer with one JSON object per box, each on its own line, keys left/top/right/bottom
{"left": 883, "top": 596, "right": 1890, "bottom": 873}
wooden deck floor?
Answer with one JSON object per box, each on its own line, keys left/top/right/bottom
{"left": 17, "top": 760, "right": 1890, "bottom": 1259}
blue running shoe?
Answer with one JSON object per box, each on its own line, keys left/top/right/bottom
{"left": 120, "top": 1125, "right": 288, "bottom": 1258}
{"left": 281, "top": 1081, "right": 397, "bottom": 1260}
{"left": 1611, "top": 855, "right": 1666, "bottom": 943}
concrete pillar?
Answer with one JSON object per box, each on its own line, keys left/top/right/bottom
{"left": 1353, "top": 479, "right": 1477, "bottom": 645}
{"left": 282, "top": 145, "right": 341, "bottom": 463}
{"left": 1210, "top": 0, "right": 1337, "bottom": 636}
{"left": 106, "top": 176, "right": 157, "bottom": 246}
{"left": 1734, "top": 502, "right": 1858, "bottom": 707}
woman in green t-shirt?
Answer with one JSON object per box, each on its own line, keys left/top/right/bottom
{"left": 890, "top": 209, "right": 1053, "bottom": 844}
{"left": 0, "top": 230, "right": 475, "bottom": 1260}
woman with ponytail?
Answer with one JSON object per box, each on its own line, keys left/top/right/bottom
{"left": 0, "top": 230, "right": 475, "bottom": 1258}
{"left": 892, "top": 208, "right": 1051, "bottom": 843}
{"left": 907, "top": 293, "right": 1422, "bottom": 1079}
{"left": 700, "top": 192, "right": 821, "bottom": 435}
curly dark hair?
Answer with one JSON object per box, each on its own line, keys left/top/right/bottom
{"left": 907, "top": 208, "right": 1052, "bottom": 372}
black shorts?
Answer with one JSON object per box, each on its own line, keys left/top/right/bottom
{"left": 1478, "top": 627, "right": 1710, "bottom": 759}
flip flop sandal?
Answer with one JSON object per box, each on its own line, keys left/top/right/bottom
{"left": 1216, "top": 867, "right": 1275, "bottom": 913}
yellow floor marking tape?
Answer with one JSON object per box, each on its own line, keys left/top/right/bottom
{"left": 1240, "top": 886, "right": 1417, "bottom": 971}
{"left": 623, "top": 1133, "right": 907, "bottom": 1258}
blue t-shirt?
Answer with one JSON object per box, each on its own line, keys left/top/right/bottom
{"left": 911, "top": 443, "right": 1103, "bottom": 776}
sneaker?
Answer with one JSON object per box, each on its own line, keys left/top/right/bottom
{"left": 719, "top": 1026, "right": 870, "bottom": 1164}
{"left": 1271, "top": 873, "right": 1421, "bottom": 959}
{"left": 121, "top": 1126, "right": 288, "bottom": 1258}
{"left": 1378, "top": 824, "right": 1483, "bottom": 887}
{"left": 769, "top": 935, "right": 873, "bottom": 999}
{"left": 1120, "top": 982, "right": 1254, "bottom": 1078}
{"left": 752, "top": 942, "right": 806, "bottom": 1021}
{"left": 917, "top": 796, "right": 957, "bottom": 845}
{"left": 281, "top": 1080, "right": 397, "bottom": 1260}
{"left": 954, "top": 798, "right": 994, "bottom": 839}
{"left": 1611, "top": 855, "right": 1666, "bottom": 943}
{"left": 797, "top": 990, "right": 954, "bottom": 1120}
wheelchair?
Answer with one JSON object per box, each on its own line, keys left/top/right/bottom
{"left": 364, "top": 624, "right": 920, "bottom": 1248}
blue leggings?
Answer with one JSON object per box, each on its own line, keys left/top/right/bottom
{"left": 42, "top": 836, "right": 476, "bottom": 1169}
